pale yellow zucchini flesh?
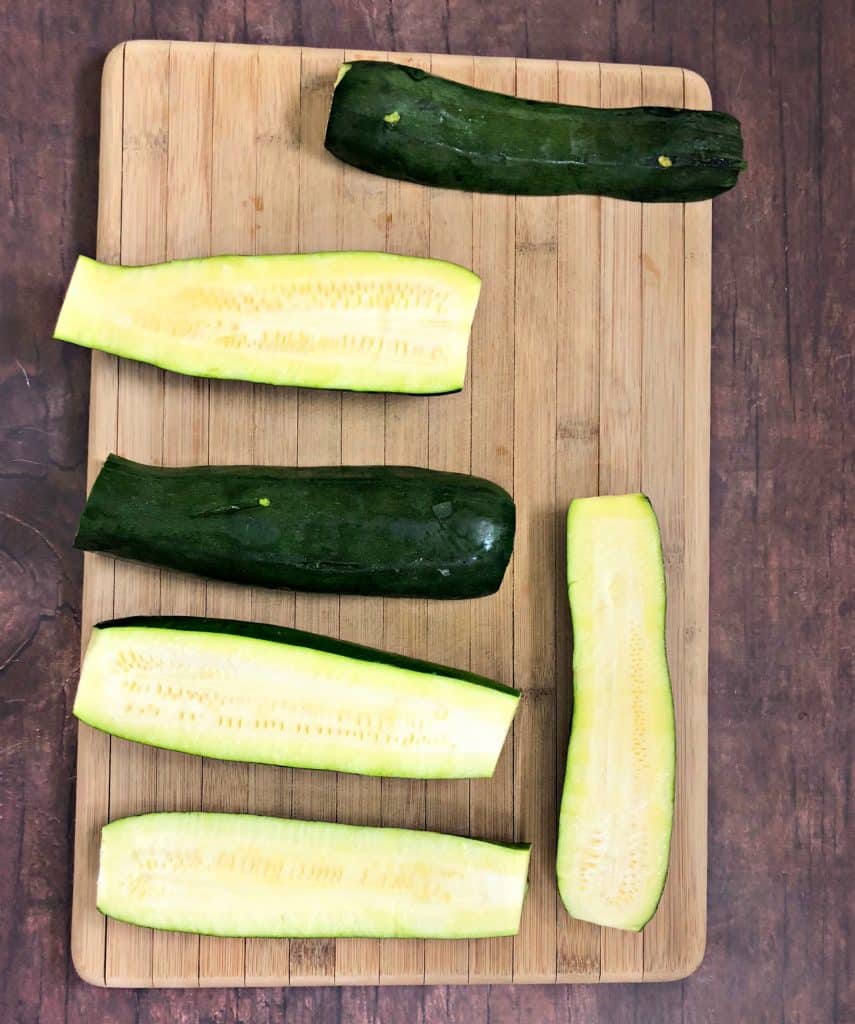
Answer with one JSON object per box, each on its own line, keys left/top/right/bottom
{"left": 74, "top": 621, "right": 519, "bottom": 779}
{"left": 97, "top": 812, "right": 531, "bottom": 938}
{"left": 557, "top": 494, "right": 675, "bottom": 931}
{"left": 54, "top": 252, "right": 481, "bottom": 394}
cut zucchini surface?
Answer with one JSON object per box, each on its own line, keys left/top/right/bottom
{"left": 74, "top": 617, "right": 519, "bottom": 779}
{"left": 54, "top": 252, "right": 481, "bottom": 394}
{"left": 97, "top": 812, "right": 531, "bottom": 938}
{"left": 557, "top": 495, "right": 675, "bottom": 931}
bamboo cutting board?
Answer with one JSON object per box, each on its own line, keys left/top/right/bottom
{"left": 71, "top": 40, "right": 710, "bottom": 986}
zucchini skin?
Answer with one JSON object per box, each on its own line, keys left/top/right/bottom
{"left": 99, "top": 615, "right": 519, "bottom": 697}
{"left": 75, "top": 455, "right": 515, "bottom": 599}
{"left": 325, "top": 61, "right": 745, "bottom": 202}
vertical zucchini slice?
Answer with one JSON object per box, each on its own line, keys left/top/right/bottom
{"left": 557, "top": 495, "right": 675, "bottom": 931}
{"left": 74, "top": 617, "right": 519, "bottom": 779}
{"left": 54, "top": 252, "right": 481, "bottom": 394}
{"left": 97, "top": 812, "right": 532, "bottom": 938}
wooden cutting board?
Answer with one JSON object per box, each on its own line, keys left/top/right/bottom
{"left": 71, "top": 40, "right": 710, "bottom": 987}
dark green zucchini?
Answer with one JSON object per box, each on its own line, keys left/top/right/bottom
{"left": 75, "top": 455, "right": 515, "bottom": 599}
{"left": 325, "top": 61, "right": 745, "bottom": 202}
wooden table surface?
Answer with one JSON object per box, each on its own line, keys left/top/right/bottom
{"left": 1, "top": 1, "right": 850, "bottom": 1022}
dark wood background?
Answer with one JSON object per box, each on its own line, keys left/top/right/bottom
{"left": 1, "top": 0, "right": 851, "bottom": 1021}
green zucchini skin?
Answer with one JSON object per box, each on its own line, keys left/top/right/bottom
{"left": 99, "top": 616, "right": 519, "bottom": 697}
{"left": 325, "top": 61, "right": 745, "bottom": 202}
{"left": 75, "top": 455, "right": 515, "bottom": 599}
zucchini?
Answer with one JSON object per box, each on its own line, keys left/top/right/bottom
{"left": 97, "top": 812, "right": 531, "bottom": 938}
{"left": 325, "top": 61, "right": 745, "bottom": 202}
{"left": 75, "top": 616, "right": 519, "bottom": 779}
{"left": 556, "top": 495, "right": 675, "bottom": 931}
{"left": 75, "top": 455, "right": 515, "bottom": 599}
{"left": 54, "top": 252, "right": 481, "bottom": 394}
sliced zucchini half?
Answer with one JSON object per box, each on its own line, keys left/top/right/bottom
{"left": 557, "top": 494, "right": 675, "bottom": 931}
{"left": 54, "top": 252, "right": 481, "bottom": 394}
{"left": 75, "top": 616, "right": 519, "bottom": 779}
{"left": 97, "top": 812, "right": 531, "bottom": 938}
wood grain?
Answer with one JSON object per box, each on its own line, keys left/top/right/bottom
{"left": 105, "top": 38, "right": 169, "bottom": 987}
{"left": 512, "top": 58, "right": 560, "bottom": 983}
{"left": 153, "top": 38, "right": 213, "bottom": 989}
{"left": 284, "top": 45, "right": 344, "bottom": 990}
{"left": 379, "top": 48, "right": 432, "bottom": 989}
{"left": 676, "top": 68, "right": 713, "bottom": 983}
{"left": 597, "top": 60, "right": 645, "bottom": 983}
{"left": 69, "top": 39, "right": 124, "bottom": 989}
{"left": 424, "top": 51, "right": 474, "bottom": 987}
{"left": 333, "top": 45, "right": 388, "bottom": 990}
{"left": 242, "top": 43, "right": 302, "bottom": 989}
{"left": 467, "top": 54, "right": 517, "bottom": 986}
{"left": 639, "top": 64, "right": 689, "bottom": 982}
{"left": 197, "top": 42, "right": 257, "bottom": 988}
{"left": 554, "top": 59, "right": 603, "bottom": 984}
{"left": 71, "top": 41, "right": 711, "bottom": 987}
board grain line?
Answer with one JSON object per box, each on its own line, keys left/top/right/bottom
{"left": 288, "top": 46, "right": 344, "bottom": 988}
{"left": 332, "top": 46, "right": 389, "bottom": 989}
{"left": 512, "top": 57, "right": 560, "bottom": 984}
{"left": 677, "top": 68, "right": 712, "bottom": 983}
{"left": 423, "top": 51, "right": 476, "bottom": 986}
{"left": 199, "top": 41, "right": 258, "bottom": 987}
{"left": 554, "top": 60, "right": 603, "bottom": 984}
{"left": 106, "top": 38, "right": 170, "bottom": 988}
{"left": 71, "top": 38, "right": 125, "bottom": 989}
{"left": 154, "top": 38, "right": 215, "bottom": 988}
{"left": 379, "top": 48, "right": 433, "bottom": 988}
{"left": 243, "top": 42, "right": 302, "bottom": 988}
{"left": 639, "top": 64, "right": 687, "bottom": 981}
{"left": 467, "top": 53, "right": 516, "bottom": 985}
{"left": 596, "top": 60, "right": 646, "bottom": 983}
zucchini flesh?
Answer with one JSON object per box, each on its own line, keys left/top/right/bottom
{"left": 557, "top": 495, "right": 675, "bottom": 931}
{"left": 54, "top": 252, "right": 481, "bottom": 394}
{"left": 325, "top": 61, "right": 745, "bottom": 202}
{"left": 75, "top": 617, "right": 519, "bottom": 779}
{"left": 75, "top": 455, "right": 515, "bottom": 599}
{"left": 97, "top": 812, "right": 531, "bottom": 938}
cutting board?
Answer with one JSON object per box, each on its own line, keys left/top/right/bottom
{"left": 71, "top": 40, "right": 710, "bottom": 987}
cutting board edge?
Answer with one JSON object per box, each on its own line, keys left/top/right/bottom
{"left": 69, "top": 39, "right": 711, "bottom": 988}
